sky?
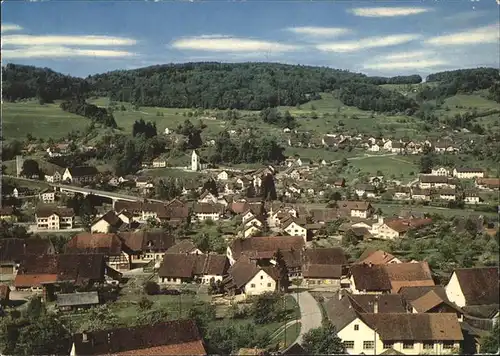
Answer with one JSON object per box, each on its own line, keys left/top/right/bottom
{"left": 2, "top": 0, "right": 499, "bottom": 78}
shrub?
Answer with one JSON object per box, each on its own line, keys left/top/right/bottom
{"left": 144, "top": 281, "right": 160, "bottom": 295}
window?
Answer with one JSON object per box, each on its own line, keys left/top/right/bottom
{"left": 443, "top": 342, "right": 454, "bottom": 349}
{"left": 343, "top": 341, "right": 354, "bottom": 349}
{"left": 267, "top": 283, "right": 272, "bottom": 287}
{"left": 354, "top": 324, "right": 359, "bottom": 331}
{"left": 423, "top": 342, "right": 434, "bottom": 350}
{"left": 403, "top": 342, "right": 414, "bottom": 349}
{"left": 260, "top": 275, "right": 264, "bottom": 280}
{"left": 383, "top": 342, "right": 394, "bottom": 349}
{"left": 250, "top": 284, "right": 255, "bottom": 288}
{"left": 363, "top": 341, "right": 374, "bottom": 349}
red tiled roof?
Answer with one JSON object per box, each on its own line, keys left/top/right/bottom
{"left": 14, "top": 274, "right": 58, "bottom": 287}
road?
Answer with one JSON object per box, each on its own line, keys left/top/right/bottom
{"left": 4, "top": 175, "right": 164, "bottom": 203}
{"left": 291, "top": 291, "right": 323, "bottom": 346}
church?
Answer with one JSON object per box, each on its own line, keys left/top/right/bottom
{"left": 191, "top": 150, "right": 208, "bottom": 172}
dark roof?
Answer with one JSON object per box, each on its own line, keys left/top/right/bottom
{"left": 302, "top": 264, "right": 342, "bottom": 279}
{"left": 226, "top": 257, "right": 278, "bottom": 289}
{"left": 35, "top": 205, "right": 74, "bottom": 218}
{"left": 193, "top": 203, "right": 224, "bottom": 214}
{"left": 57, "top": 291, "right": 99, "bottom": 307}
{"left": 71, "top": 319, "right": 205, "bottom": 356}
{"left": 166, "top": 240, "right": 199, "bottom": 254}
{"left": 230, "top": 236, "right": 305, "bottom": 260}
{"left": 281, "top": 343, "right": 306, "bottom": 355}
{"left": 349, "top": 294, "right": 407, "bottom": 313}
{"left": 65, "top": 233, "right": 123, "bottom": 256}
{"left": 158, "top": 254, "right": 228, "bottom": 278}
{"left": 454, "top": 267, "right": 499, "bottom": 305}
{"left": 17, "top": 253, "right": 106, "bottom": 283}
{"left": 398, "top": 286, "right": 449, "bottom": 304}
{"left": 324, "top": 294, "right": 360, "bottom": 331}
{"left": 360, "top": 313, "right": 464, "bottom": 341}
{"left": 455, "top": 167, "right": 484, "bottom": 173}
{"left": 94, "top": 211, "right": 123, "bottom": 228}
{"left": 349, "top": 264, "right": 392, "bottom": 292}
{"left": 304, "top": 248, "right": 347, "bottom": 265}
{"left": 462, "top": 304, "right": 499, "bottom": 319}
{"left": 385, "top": 262, "right": 435, "bottom": 293}
{"left": 356, "top": 249, "right": 396, "bottom": 265}
{"left": 118, "top": 230, "right": 175, "bottom": 252}
{"left": 0, "top": 206, "right": 14, "bottom": 215}
{"left": 0, "top": 238, "right": 54, "bottom": 263}
{"left": 67, "top": 166, "right": 99, "bottom": 177}
{"left": 419, "top": 175, "right": 452, "bottom": 184}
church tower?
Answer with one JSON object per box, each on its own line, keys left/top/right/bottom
{"left": 191, "top": 150, "right": 199, "bottom": 171}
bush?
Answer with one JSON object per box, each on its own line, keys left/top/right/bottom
{"left": 138, "top": 297, "right": 153, "bottom": 311}
{"left": 144, "top": 281, "right": 160, "bottom": 295}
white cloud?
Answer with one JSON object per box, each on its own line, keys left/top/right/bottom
{"left": 363, "top": 60, "right": 447, "bottom": 70}
{"left": 171, "top": 35, "right": 300, "bottom": 52}
{"left": 2, "top": 46, "right": 135, "bottom": 59}
{"left": 349, "top": 7, "right": 431, "bottom": 17}
{"left": 2, "top": 34, "right": 137, "bottom": 46}
{"left": 1, "top": 24, "right": 23, "bottom": 33}
{"left": 286, "top": 26, "right": 350, "bottom": 37}
{"left": 378, "top": 51, "right": 435, "bottom": 61}
{"left": 316, "top": 34, "right": 420, "bottom": 53}
{"left": 425, "top": 25, "right": 499, "bottom": 46}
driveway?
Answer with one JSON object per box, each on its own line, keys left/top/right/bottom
{"left": 291, "top": 291, "right": 323, "bottom": 345}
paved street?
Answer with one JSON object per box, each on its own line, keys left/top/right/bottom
{"left": 291, "top": 291, "right": 323, "bottom": 345}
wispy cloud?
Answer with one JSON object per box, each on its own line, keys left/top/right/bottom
{"left": 381, "top": 51, "right": 434, "bottom": 61}
{"left": 363, "top": 60, "right": 447, "bottom": 70}
{"left": 349, "top": 7, "right": 431, "bottom": 17}
{"left": 316, "top": 34, "right": 420, "bottom": 53}
{"left": 2, "top": 34, "right": 137, "bottom": 46}
{"left": 363, "top": 50, "right": 448, "bottom": 70}
{"left": 425, "top": 25, "right": 499, "bottom": 46}
{"left": 171, "top": 35, "right": 300, "bottom": 52}
{"left": 286, "top": 26, "right": 350, "bottom": 37}
{"left": 2, "top": 46, "right": 136, "bottom": 59}
{"left": 1, "top": 24, "right": 23, "bottom": 33}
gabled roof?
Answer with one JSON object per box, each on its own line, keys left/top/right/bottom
{"left": 304, "top": 248, "right": 347, "bottom": 265}
{"left": 453, "top": 267, "right": 499, "bottom": 305}
{"left": 57, "top": 291, "right": 99, "bottom": 307}
{"left": 93, "top": 211, "right": 123, "bottom": 228}
{"left": 35, "top": 205, "right": 74, "bottom": 218}
{"left": 302, "top": 264, "right": 342, "bottom": 278}
{"left": 411, "top": 290, "right": 461, "bottom": 314}
{"left": 349, "top": 264, "right": 392, "bottom": 292}
{"left": 71, "top": 319, "right": 206, "bottom": 356}
{"left": 65, "top": 233, "right": 123, "bottom": 256}
{"left": 385, "top": 262, "right": 435, "bottom": 293}
{"left": 0, "top": 238, "right": 54, "bottom": 263}
{"left": 158, "top": 254, "right": 228, "bottom": 278}
{"left": 356, "top": 248, "right": 396, "bottom": 265}
{"left": 398, "top": 285, "right": 448, "bottom": 304}
{"left": 193, "top": 203, "right": 224, "bottom": 214}
{"left": 419, "top": 175, "right": 451, "bottom": 183}
{"left": 226, "top": 257, "right": 278, "bottom": 289}
{"left": 118, "top": 230, "right": 175, "bottom": 252}
{"left": 348, "top": 294, "right": 407, "bottom": 313}
{"left": 229, "top": 236, "right": 305, "bottom": 260}
{"left": 166, "top": 240, "right": 199, "bottom": 254}
{"left": 360, "top": 313, "right": 463, "bottom": 341}
{"left": 66, "top": 166, "right": 99, "bottom": 177}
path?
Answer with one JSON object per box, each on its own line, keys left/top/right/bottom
{"left": 291, "top": 291, "right": 323, "bottom": 346}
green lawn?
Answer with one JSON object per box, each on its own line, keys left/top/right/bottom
{"left": 140, "top": 167, "right": 204, "bottom": 179}
{"left": 285, "top": 147, "right": 361, "bottom": 161}
{"left": 2, "top": 100, "right": 90, "bottom": 140}
{"left": 374, "top": 203, "right": 499, "bottom": 219}
{"left": 346, "top": 155, "right": 419, "bottom": 181}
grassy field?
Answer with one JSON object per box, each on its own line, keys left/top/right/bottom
{"left": 344, "top": 155, "right": 419, "bottom": 182}
{"left": 140, "top": 167, "right": 204, "bottom": 179}
{"left": 3, "top": 158, "right": 63, "bottom": 176}
{"left": 374, "top": 203, "right": 499, "bottom": 219}
{"left": 2, "top": 100, "right": 90, "bottom": 140}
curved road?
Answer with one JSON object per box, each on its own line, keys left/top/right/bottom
{"left": 291, "top": 291, "right": 323, "bottom": 346}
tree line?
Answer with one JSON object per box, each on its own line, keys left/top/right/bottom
{"left": 60, "top": 99, "right": 117, "bottom": 128}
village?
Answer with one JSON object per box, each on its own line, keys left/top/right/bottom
{"left": 0, "top": 132, "right": 499, "bottom": 355}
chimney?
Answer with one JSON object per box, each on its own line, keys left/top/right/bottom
{"left": 378, "top": 216, "right": 383, "bottom": 225}
{"left": 82, "top": 332, "right": 89, "bottom": 343}
{"left": 373, "top": 296, "right": 379, "bottom": 314}
{"left": 368, "top": 262, "right": 373, "bottom": 268}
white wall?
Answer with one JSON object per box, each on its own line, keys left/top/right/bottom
{"left": 91, "top": 219, "right": 111, "bottom": 233}
{"left": 445, "top": 272, "right": 466, "bottom": 307}
{"left": 244, "top": 270, "right": 276, "bottom": 296}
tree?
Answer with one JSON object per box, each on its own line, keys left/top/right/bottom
{"left": 419, "top": 152, "right": 436, "bottom": 173}
{"left": 480, "top": 322, "right": 499, "bottom": 354}
{"left": 138, "top": 297, "right": 153, "bottom": 311}
{"left": 342, "top": 230, "right": 359, "bottom": 247}
{"left": 252, "top": 292, "right": 283, "bottom": 324}
{"left": 144, "top": 281, "right": 160, "bottom": 295}
{"left": 188, "top": 301, "right": 216, "bottom": 334}
{"left": 26, "top": 296, "right": 45, "bottom": 319}
{"left": 261, "top": 173, "right": 277, "bottom": 201}
{"left": 14, "top": 315, "right": 70, "bottom": 356}
{"left": 302, "top": 322, "right": 346, "bottom": 355}
{"left": 20, "top": 159, "right": 41, "bottom": 179}
{"left": 206, "top": 323, "right": 271, "bottom": 354}
{"left": 135, "top": 308, "right": 169, "bottom": 326}
{"left": 273, "top": 249, "right": 289, "bottom": 292}
{"left": 78, "top": 305, "right": 118, "bottom": 332}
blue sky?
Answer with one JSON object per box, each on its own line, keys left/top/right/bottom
{"left": 2, "top": 1, "right": 499, "bottom": 78}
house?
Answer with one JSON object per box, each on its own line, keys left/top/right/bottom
{"left": 453, "top": 168, "right": 485, "bottom": 179}
{"left": 44, "top": 169, "right": 63, "bottom": 183}
{"left": 410, "top": 188, "right": 431, "bottom": 201}
{"left": 192, "top": 203, "right": 224, "bottom": 222}
{"left": 198, "top": 190, "right": 218, "bottom": 204}
{"left": 0, "top": 207, "right": 17, "bottom": 222}
{"left": 35, "top": 206, "right": 74, "bottom": 230}
{"left": 464, "top": 190, "right": 480, "bottom": 204}
{"left": 338, "top": 201, "right": 374, "bottom": 219}
{"left": 355, "top": 184, "right": 377, "bottom": 199}
{"left": 326, "top": 294, "right": 463, "bottom": 356}
{"left": 431, "top": 167, "right": 450, "bottom": 177}
{"left": 371, "top": 217, "right": 433, "bottom": 240}
{"left": 301, "top": 247, "right": 348, "bottom": 288}
{"left": 119, "top": 230, "right": 176, "bottom": 267}
{"left": 223, "top": 256, "right": 279, "bottom": 297}
{"left": 393, "top": 187, "right": 411, "bottom": 201}
{"left": 166, "top": 240, "right": 203, "bottom": 255}
{"left": 56, "top": 291, "right": 100, "bottom": 311}
{"left": 64, "top": 233, "right": 130, "bottom": 271}
{"left": 368, "top": 144, "right": 380, "bottom": 152}
{"left": 135, "top": 176, "right": 154, "bottom": 189}
{"left": 356, "top": 248, "right": 402, "bottom": 265}
{"left": 349, "top": 262, "right": 435, "bottom": 294}
{"left": 475, "top": 177, "right": 500, "bottom": 190}
{"left": 158, "top": 253, "right": 228, "bottom": 285}
{"left": 434, "top": 140, "right": 458, "bottom": 153}
{"left": 333, "top": 178, "right": 346, "bottom": 188}
{"left": 390, "top": 141, "right": 406, "bottom": 154}
{"left": 240, "top": 224, "right": 262, "bottom": 239}
{"left": 62, "top": 166, "right": 99, "bottom": 184}
{"left": 227, "top": 235, "right": 305, "bottom": 265}
{"left": 419, "top": 175, "right": 456, "bottom": 189}
{"left": 399, "top": 286, "right": 464, "bottom": 320}
{"left": 0, "top": 238, "right": 55, "bottom": 277}
{"left": 152, "top": 157, "right": 167, "bottom": 168}
{"left": 114, "top": 201, "right": 189, "bottom": 225}
{"left": 91, "top": 211, "right": 128, "bottom": 233}
{"left": 14, "top": 253, "right": 111, "bottom": 293}
{"left": 38, "top": 189, "right": 56, "bottom": 203}
{"left": 217, "top": 170, "right": 230, "bottom": 181}
{"left": 445, "top": 267, "right": 499, "bottom": 309}
{"left": 70, "top": 320, "right": 207, "bottom": 356}
{"left": 282, "top": 219, "right": 308, "bottom": 242}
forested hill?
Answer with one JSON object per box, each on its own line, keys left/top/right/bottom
{"left": 2, "top": 63, "right": 499, "bottom": 111}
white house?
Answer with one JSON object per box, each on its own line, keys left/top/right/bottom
{"left": 158, "top": 254, "right": 228, "bottom": 285}
{"left": 39, "top": 189, "right": 55, "bottom": 203}
{"left": 368, "top": 144, "right": 380, "bottom": 152}
{"left": 283, "top": 220, "right": 307, "bottom": 242}
{"left": 453, "top": 168, "right": 485, "bottom": 179}
{"left": 44, "top": 170, "right": 63, "bottom": 183}
{"left": 241, "top": 224, "right": 262, "bottom": 239}
{"left": 431, "top": 167, "right": 450, "bottom": 177}
{"left": 217, "top": 170, "right": 230, "bottom": 181}
{"left": 445, "top": 267, "right": 499, "bottom": 308}
{"left": 35, "top": 206, "right": 74, "bottom": 230}
{"left": 464, "top": 191, "right": 480, "bottom": 204}
{"left": 152, "top": 157, "right": 167, "bottom": 168}
{"left": 225, "top": 258, "right": 279, "bottom": 297}
{"left": 62, "top": 166, "right": 99, "bottom": 184}
{"left": 198, "top": 191, "right": 218, "bottom": 204}
{"left": 164, "top": 127, "right": 171, "bottom": 135}
{"left": 193, "top": 203, "right": 223, "bottom": 222}
{"left": 91, "top": 211, "right": 126, "bottom": 233}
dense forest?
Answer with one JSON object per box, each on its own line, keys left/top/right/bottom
{"left": 2, "top": 63, "right": 498, "bottom": 112}
{"left": 59, "top": 99, "right": 117, "bottom": 128}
